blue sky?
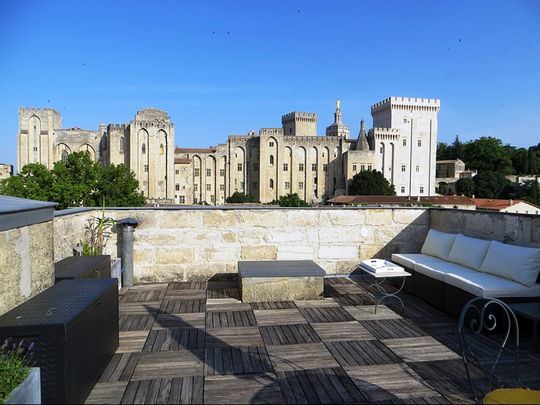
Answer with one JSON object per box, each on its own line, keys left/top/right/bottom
{"left": 1, "top": 0, "right": 539, "bottom": 167}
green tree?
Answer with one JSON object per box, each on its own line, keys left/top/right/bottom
{"left": 0, "top": 152, "right": 145, "bottom": 209}
{"left": 461, "top": 137, "right": 514, "bottom": 174}
{"left": 455, "top": 178, "right": 475, "bottom": 197}
{"left": 94, "top": 163, "right": 146, "bottom": 207}
{"left": 452, "top": 135, "right": 463, "bottom": 159}
{"left": 528, "top": 147, "right": 538, "bottom": 174}
{"left": 50, "top": 152, "right": 99, "bottom": 209}
{"left": 348, "top": 170, "right": 396, "bottom": 195}
{"left": 0, "top": 163, "right": 53, "bottom": 202}
{"left": 511, "top": 148, "right": 529, "bottom": 174}
{"left": 473, "top": 170, "right": 510, "bottom": 198}
{"left": 226, "top": 192, "right": 257, "bottom": 203}
{"left": 437, "top": 143, "right": 452, "bottom": 160}
{"left": 268, "top": 193, "right": 309, "bottom": 207}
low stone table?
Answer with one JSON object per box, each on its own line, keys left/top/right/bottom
{"left": 239, "top": 260, "right": 325, "bottom": 302}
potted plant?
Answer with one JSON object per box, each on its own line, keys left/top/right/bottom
{"left": 79, "top": 208, "right": 122, "bottom": 289}
{"left": 0, "top": 340, "right": 40, "bottom": 404}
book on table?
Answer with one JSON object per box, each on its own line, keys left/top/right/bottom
{"left": 360, "top": 259, "right": 403, "bottom": 274}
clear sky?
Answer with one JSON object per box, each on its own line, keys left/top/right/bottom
{"left": 1, "top": 0, "right": 539, "bottom": 168}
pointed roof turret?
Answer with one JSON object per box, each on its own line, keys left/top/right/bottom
{"left": 356, "top": 118, "right": 369, "bottom": 150}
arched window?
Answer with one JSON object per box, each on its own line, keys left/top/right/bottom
{"left": 269, "top": 179, "right": 274, "bottom": 189}
{"left": 142, "top": 144, "right": 146, "bottom": 154}
{"left": 120, "top": 137, "right": 125, "bottom": 153}
{"left": 61, "top": 150, "right": 68, "bottom": 163}
{"left": 160, "top": 144, "right": 164, "bottom": 155}
{"left": 269, "top": 155, "right": 274, "bottom": 165}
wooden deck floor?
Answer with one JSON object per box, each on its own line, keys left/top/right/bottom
{"left": 86, "top": 277, "right": 540, "bottom": 404}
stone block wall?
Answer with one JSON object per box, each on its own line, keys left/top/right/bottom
{"left": 0, "top": 221, "right": 55, "bottom": 315}
{"left": 84, "top": 207, "right": 431, "bottom": 283}
{"left": 430, "top": 209, "right": 540, "bottom": 248}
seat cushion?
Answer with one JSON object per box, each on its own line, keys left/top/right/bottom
{"left": 414, "top": 260, "right": 467, "bottom": 281}
{"left": 447, "top": 234, "right": 491, "bottom": 271}
{"left": 479, "top": 240, "right": 540, "bottom": 287}
{"left": 443, "top": 266, "right": 540, "bottom": 298}
{"left": 391, "top": 253, "right": 442, "bottom": 269}
{"left": 420, "top": 229, "right": 458, "bottom": 261}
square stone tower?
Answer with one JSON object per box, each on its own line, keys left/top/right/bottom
{"left": 370, "top": 97, "right": 440, "bottom": 196}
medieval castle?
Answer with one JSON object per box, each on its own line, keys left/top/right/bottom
{"left": 17, "top": 96, "right": 440, "bottom": 204}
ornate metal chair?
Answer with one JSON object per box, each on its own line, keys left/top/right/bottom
{"left": 457, "top": 297, "right": 539, "bottom": 404}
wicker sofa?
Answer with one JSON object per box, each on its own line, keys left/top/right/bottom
{"left": 391, "top": 229, "right": 540, "bottom": 316}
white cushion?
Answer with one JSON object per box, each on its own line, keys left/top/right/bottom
{"left": 443, "top": 267, "right": 540, "bottom": 298}
{"left": 414, "top": 260, "right": 470, "bottom": 281}
{"left": 447, "top": 235, "right": 491, "bottom": 271}
{"left": 479, "top": 240, "right": 540, "bottom": 287}
{"left": 391, "top": 253, "right": 441, "bottom": 269}
{"left": 420, "top": 229, "right": 458, "bottom": 261}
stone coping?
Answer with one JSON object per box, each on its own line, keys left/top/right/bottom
{"left": 239, "top": 260, "right": 326, "bottom": 278}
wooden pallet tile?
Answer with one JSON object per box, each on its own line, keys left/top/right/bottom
{"left": 204, "top": 373, "right": 284, "bottom": 404}
{"left": 381, "top": 336, "right": 461, "bottom": 363}
{"left": 153, "top": 313, "right": 205, "bottom": 329}
{"left": 311, "top": 321, "right": 375, "bottom": 342}
{"left": 159, "top": 299, "right": 205, "bottom": 314}
{"left": 206, "top": 310, "right": 257, "bottom": 328}
{"left": 206, "top": 327, "right": 264, "bottom": 347}
{"left": 143, "top": 328, "right": 205, "bottom": 351}
{"left": 85, "top": 382, "right": 128, "bottom": 404}
{"left": 131, "top": 351, "right": 204, "bottom": 381}
{"left": 119, "top": 315, "right": 155, "bottom": 331}
{"left": 254, "top": 309, "right": 307, "bottom": 326}
{"left": 267, "top": 343, "right": 339, "bottom": 372}
{"left": 359, "top": 319, "right": 426, "bottom": 340}
{"left": 118, "top": 330, "right": 150, "bottom": 353}
{"left": 299, "top": 306, "right": 355, "bottom": 323}
{"left": 205, "top": 346, "right": 273, "bottom": 375}
{"left": 343, "top": 305, "right": 402, "bottom": 321}
{"left": 344, "top": 363, "right": 439, "bottom": 402}
{"left": 326, "top": 340, "right": 401, "bottom": 367}
{"left": 250, "top": 301, "right": 297, "bottom": 310}
{"left": 259, "top": 324, "right": 321, "bottom": 345}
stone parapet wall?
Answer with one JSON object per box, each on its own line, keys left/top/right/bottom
{"left": 80, "top": 208, "right": 431, "bottom": 283}
{"left": 53, "top": 209, "right": 97, "bottom": 262}
{"left": 0, "top": 221, "right": 54, "bottom": 315}
{"left": 430, "top": 209, "right": 540, "bottom": 247}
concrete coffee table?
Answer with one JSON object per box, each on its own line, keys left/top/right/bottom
{"left": 239, "top": 260, "right": 325, "bottom": 303}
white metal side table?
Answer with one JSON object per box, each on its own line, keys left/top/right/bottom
{"left": 357, "top": 259, "right": 411, "bottom": 313}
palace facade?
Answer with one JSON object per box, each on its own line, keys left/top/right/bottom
{"left": 17, "top": 96, "right": 440, "bottom": 204}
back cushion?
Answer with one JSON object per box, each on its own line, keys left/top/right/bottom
{"left": 479, "top": 240, "right": 540, "bottom": 287}
{"left": 420, "top": 229, "right": 458, "bottom": 260}
{"left": 448, "top": 235, "right": 491, "bottom": 270}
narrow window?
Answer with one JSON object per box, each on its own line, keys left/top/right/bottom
{"left": 416, "top": 165, "right": 420, "bottom": 172}
{"left": 144, "top": 164, "right": 148, "bottom": 173}
{"left": 211, "top": 195, "right": 215, "bottom": 203}
{"left": 160, "top": 144, "right": 164, "bottom": 155}
{"left": 401, "top": 165, "right": 406, "bottom": 172}
{"left": 323, "top": 164, "right": 328, "bottom": 172}
{"left": 270, "top": 155, "right": 274, "bottom": 165}
{"left": 194, "top": 168, "right": 200, "bottom": 177}
{"left": 299, "top": 163, "right": 304, "bottom": 171}
{"left": 420, "top": 186, "right": 424, "bottom": 194}
{"left": 269, "top": 179, "right": 274, "bottom": 189}
{"left": 206, "top": 169, "right": 211, "bottom": 177}
{"left": 142, "top": 144, "right": 146, "bottom": 154}
{"left": 253, "top": 163, "right": 259, "bottom": 171}
{"left": 179, "top": 196, "right": 185, "bottom": 203}
{"left": 418, "top": 139, "right": 422, "bottom": 147}
{"left": 401, "top": 186, "right": 405, "bottom": 193}
{"left": 220, "top": 184, "right": 225, "bottom": 191}
{"left": 175, "top": 169, "right": 179, "bottom": 175}
{"left": 311, "top": 163, "right": 317, "bottom": 171}
{"left": 120, "top": 137, "right": 125, "bottom": 153}
{"left": 285, "top": 181, "right": 290, "bottom": 190}
{"left": 402, "top": 138, "right": 406, "bottom": 146}
{"left": 299, "top": 182, "right": 304, "bottom": 190}
{"left": 269, "top": 141, "right": 274, "bottom": 147}
{"left": 194, "top": 184, "right": 198, "bottom": 191}
{"left": 175, "top": 184, "right": 180, "bottom": 191}
{"left": 206, "top": 184, "right": 211, "bottom": 191}
{"left": 360, "top": 164, "right": 365, "bottom": 171}
{"left": 283, "top": 163, "right": 288, "bottom": 171}
{"left": 352, "top": 164, "right": 357, "bottom": 172}
{"left": 220, "top": 169, "right": 225, "bottom": 176}
{"left": 237, "top": 163, "right": 243, "bottom": 171}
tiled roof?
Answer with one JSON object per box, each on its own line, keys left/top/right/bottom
{"left": 473, "top": 198, "right": 526, "bottom": 211}
{"left": 174, "top": 158, "right": 191, "bottom": 164}
{"left": 327, "top": 195, "right": 475, "bottom": 205}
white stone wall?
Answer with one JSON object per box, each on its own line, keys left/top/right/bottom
{"left": 76, "top": 208, "right": 429, "bottom": 282}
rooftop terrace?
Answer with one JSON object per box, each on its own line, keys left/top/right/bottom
{"left": 85, "top": 276, "right": 540, "bottom": 404}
